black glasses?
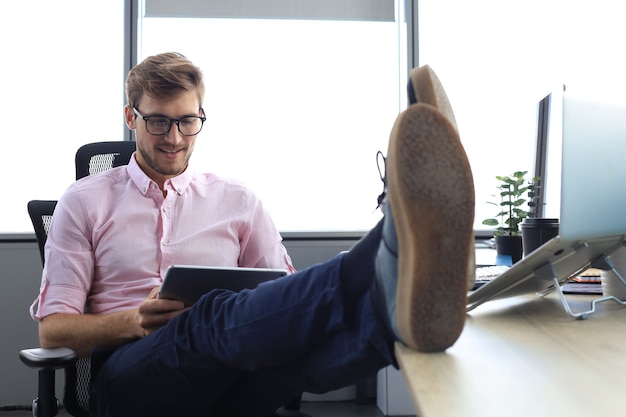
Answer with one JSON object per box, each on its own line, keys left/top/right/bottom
{"left": 133, "top": 107, "right": 206, "bottom": 136}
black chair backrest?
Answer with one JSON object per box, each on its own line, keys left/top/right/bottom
{"left": 29, "top": 141, "right": 135, "bottom": 417}
{"left": 27, "top": 200, "right": 58, "bottom": 266}
{"left": 75, "top": 141, "right": 136, "bottom": 180}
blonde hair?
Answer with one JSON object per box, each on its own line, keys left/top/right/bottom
{"left": 125, "top": 52, "right": 205, "bottom": 109}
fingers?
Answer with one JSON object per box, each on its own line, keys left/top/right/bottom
{"left": 138, "top": 296, "right": 187, "bottom": 336}
{"left": 148, "top": 286, "right": 160, "bottom": 299}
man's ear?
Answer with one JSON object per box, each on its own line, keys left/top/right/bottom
{"left": 124, "top": 105, "right": 136, "bottom": 130}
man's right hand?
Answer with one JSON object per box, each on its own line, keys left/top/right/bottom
{"left": 137, "top": 287, "right": 188, "bottom": 336}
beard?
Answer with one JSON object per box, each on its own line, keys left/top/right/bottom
{"left": 136, "top": 141, "right": 192, "bottom": 177}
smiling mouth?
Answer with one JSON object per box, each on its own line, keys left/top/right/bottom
{"left": 159, "top": 147, "right": 183, "bottom": 154}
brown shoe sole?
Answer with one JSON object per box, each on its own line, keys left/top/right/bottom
{"left": 411, "top": 64, "right": 476, "bottom": 291}
{"left": 410, "top": 65, "right": 458, "bottom": 133}
{"left": 386, "top": 103, "right": 475, "bottom": 352}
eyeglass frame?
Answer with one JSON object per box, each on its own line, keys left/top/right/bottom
{"left": 133, "top": 107, "right": 206, "bottom": 136}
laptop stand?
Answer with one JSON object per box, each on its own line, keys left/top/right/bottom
{"left": 536, "top": 252, "right": 626, "bottom": 319}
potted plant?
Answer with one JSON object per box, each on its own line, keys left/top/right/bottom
{"left": 482, "top": 171, "right": 539, "bottom": 263}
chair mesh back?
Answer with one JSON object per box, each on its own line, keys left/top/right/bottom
{"left": 27, "top": 200, "right": 57, "bottom": 266}
{"left": 43, "top": 215, "right": 53, "bottom": 234}
{"left": 88, "top": 153, "right": 120, "bottom": 176}
{"left": 75, "top": 141, "right": 135, "bottom": 180}
{"left": 63, "top": 357, "right": 92, "bottom": 417}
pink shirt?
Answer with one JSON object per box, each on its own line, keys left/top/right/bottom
{"left": 31, "top": 155, "right": 295, "bottom": 320}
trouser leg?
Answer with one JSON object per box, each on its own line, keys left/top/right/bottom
{"left": 208, "top": 289, "right": 396, "bottom": 417}
{"left": 301, "top": 288, "right": 396, "bottom": 394}
{"left": 91, "top": 253, "right": 394, "bottom": 417}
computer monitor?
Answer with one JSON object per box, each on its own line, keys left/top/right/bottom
{"left": 531, "top": 86, "right": 564, "bottom": 220}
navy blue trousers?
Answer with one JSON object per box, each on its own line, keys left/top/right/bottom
{"left": 90, "top": 254, "right": 396, "bottom": 417}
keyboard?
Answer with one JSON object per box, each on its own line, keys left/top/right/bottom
{"left": 473, "top": 265, "right": 511, "bottom": 290}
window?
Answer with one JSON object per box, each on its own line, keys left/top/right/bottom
{"left": 138, "top": 0, "right": 405, "bottom": 232}
{"left": 2, "top": 1, "right": 124, "bottom": 234}
{"left": 417, "top": 0, "right": 626, "bottom": 231}
{"left": 6, "top": 1, "right": 625, "bottom": 236}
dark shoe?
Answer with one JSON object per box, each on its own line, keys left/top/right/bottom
{"left": 374, "top": 103, "right": 475, "bottom": 352}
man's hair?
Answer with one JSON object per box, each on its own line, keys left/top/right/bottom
{"left": 125, "top": 52, "right": 205, "bottom": 109}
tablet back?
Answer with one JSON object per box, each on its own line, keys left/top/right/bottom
{"left": 159, "top": 265, "right": 289, "bottom": 306}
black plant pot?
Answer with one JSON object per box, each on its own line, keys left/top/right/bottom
{"left": 521, "top": 218, "right": 559, "bottom": 256}
{"left": 495, "top": 235, "right": 523, "bottom": 264}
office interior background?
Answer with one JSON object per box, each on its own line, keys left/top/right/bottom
{"left": 2, "top": 0, "right": 626, "bottom": 408}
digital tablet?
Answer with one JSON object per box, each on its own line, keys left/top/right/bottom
{"left": 158, "top": 265, "right": 289, "bottom": 306}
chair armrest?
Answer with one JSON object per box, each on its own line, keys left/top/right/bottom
{"left": 19, "top": 347, "right": 78, "bottom": 371}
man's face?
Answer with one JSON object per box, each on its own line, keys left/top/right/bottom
{"left": 125, "top": 91, "right": 203, "bottom": 188}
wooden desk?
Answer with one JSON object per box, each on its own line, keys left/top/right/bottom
{"left": 395, "top": 293, "right": 626, "bottom": 417}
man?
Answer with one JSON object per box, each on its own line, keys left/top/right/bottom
{"left": 30, "top": 52, "right": 475, "bottom": 417}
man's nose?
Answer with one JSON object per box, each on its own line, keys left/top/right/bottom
{"left": 163, "top": 123, "right": 184, "bottom": 144}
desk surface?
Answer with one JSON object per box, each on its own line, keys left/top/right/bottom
{"left": 395, "top": 293, "right": 626, "bottom": 417}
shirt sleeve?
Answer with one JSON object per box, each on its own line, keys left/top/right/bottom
{"left": 30, "top": 187, "right": 95, "bottom": 320}
{"left": 238, "top": 195, "right": 296, "bottom": 274}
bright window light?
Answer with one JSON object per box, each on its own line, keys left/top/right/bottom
{"left": 1, "top": 1, "right": 123, "bottom": 234}
{"left": 418, "top": 0, "right": 626, "bottom": 231}
{"left": 139, "top": 11, "right": 406, "bottom": 232}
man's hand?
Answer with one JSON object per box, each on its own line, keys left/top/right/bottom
{"left": 137, "top": 288, "right": 188, "bottom": 336}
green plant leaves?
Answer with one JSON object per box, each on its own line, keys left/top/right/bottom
{"left": 482, "top": 171, "right": 540, "bottom": 236}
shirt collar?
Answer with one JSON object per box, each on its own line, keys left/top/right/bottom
{"left": 127, "top": 153, "right": 194, "bottom": 196}
{"left": 165, "top": 167, "right": 193, "bottom": 195}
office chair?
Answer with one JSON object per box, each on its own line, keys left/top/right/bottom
{"left": 20, "top": 141, "right": 309, "bottom": 417}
